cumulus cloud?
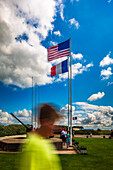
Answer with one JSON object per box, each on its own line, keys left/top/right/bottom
{"left": 56, "top": 0, "right": 65, "bottom": 20}
{"left": 0, "top": 109, "right": 32, "bottom": 125}
{"left": 60, "top": 4, "right": 65, "bottom": 20}
{"left": 100, "top": 51, "right": 113, "bottom": 67}
{"left": 108, "top": 0, "right": 112, "bottom": 3}
{"left": 14, "top": 109, "right": 31, "bottom": 117}
{"left": 54, "top": 30, "right": 61, "bottom": 36}
{"left": 72, "top": 102, "right": 113, "bottom": 129}
{"left": 0, "top": 0, "right": 65, "bottom": 88}
{"left": 69, "top": 18, "right": 80, "bottom": 29}
{"left": 71, "top": 52, "right": 83, "bottom": 60}
{"left": 74, "top": 102, "right": 113, "bottom": 118}
{"left": 71, "top": 0, "right": 79, "bottom": 2}
{"left": 61, "top": 104, "right": 75, "bottom": 115}
{"left": 1, "top": 104, "right": 113, "bottom": 129}
{"left": 59, "top": 104, "right": 82, "bottom": 126}
{"left": 0, "top": 110, "right": 14, "bottom": 125}
{"left": 88, "top": 92, "right": 105, "bottom": 101}
{"left": 72, "top": 62, "right": 93, "bottom": 78}
{"left": 59, "top": 103, "right": 113, "bottom": 128}
{"left": 80, "top": 111, "right": 110, "bottom": 128}
{"left": 107, "top": 82, "right": 113, "bottom": 86}
{"left": 54, "top": 61, "right": 93, "bottom": 82}
{"left": 50, "top": 41, "right": 57, "bottom": 46}
{"left": 100, "top": 67, "right": 112, "bottom": 80}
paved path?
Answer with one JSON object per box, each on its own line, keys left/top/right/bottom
{"left": 0, "top": 134, "right": 110, "bottom": 141}
{"left": 54, "top": 134, "right": 110, "bottom": 138}
{"left": 0, "top": 134, "right": 77, "bottom": 154}
{"left": 0, "top": 134, "right": 110, "bottom": 155}
{"left": 0, "top": 134, "right": 27, "bottom": 141}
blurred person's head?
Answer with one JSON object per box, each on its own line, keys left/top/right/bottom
{"left": 37, "top": 103, "right": 61, "bottom": 137}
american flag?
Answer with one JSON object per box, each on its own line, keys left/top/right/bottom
{"left": 47, "top": 39, "right": 70, "bottom": 61}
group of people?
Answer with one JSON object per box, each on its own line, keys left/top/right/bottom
{"left": 60, "top": 128, "right": 70, "bottom": 149}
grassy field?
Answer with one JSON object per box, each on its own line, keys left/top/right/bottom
{"left": 0, "top": 138, "right": 113, "bottom": 170}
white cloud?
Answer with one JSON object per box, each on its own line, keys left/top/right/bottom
{"left": 54, "top": 61, "right": 93, "bottom": 82}
{"left": 88, "top": 92, "right": 105, "bottom": 101}
{"left": 59, "top": 3, "right": 65, "bottom": 20}
{"left": 72, "top": 102, "right": 113, "bottom": 129}
{"left": 14, "top": 109, "right": 31, "bottom": 117}
{"left": 100, "top": 67, "right": 112, "bottom": 80}
{"left": 74, "top": 111, "right": 86, "bottom": 114}
{"left": 71, "top": 0, "right": 79, "bottom": 2}
{"left": 86, "top": 63, "right": 94, "bottom": 68}
{"left": 69, "top": 18, "right": 80, "bottom": 29}
{"left": 61, "top": 104, "right": 75, "bottom": 115}
{"left": 74, "top": 102, "right": 113, "bottom": 118}
{"left": 0, "top": 0, "right": 65, "bottom": 88}
{"left": 108, "top": 0, "right": 112, "bottom": 3}
{"left": 56, "top": 0, "right": 65, "bottom": 20}
{"left": 0, "top": 109, "right": 31, "bottom": 125}
{"left": 71, "top": 52, "right": 83, "bottom": 60}
{"left": 100, "top": 51, "right": 113, "bottom": 67}
{"left": 54, "top": 30, "right": 61, "bottom": 36}
{"left": 107, "top": 82, "right": 113, "bottom": 86}
{"left": 1, "top": 104, "right": 113, "bottom": 129}
{"left": 59, "top": 103, "right": 113, "bottom": 128}
{"left": 51, "top": 57, "right": 68, "bottom": 65}
{"left": 0, "top": 110, "right": 14, "bottom": 125}
{"left": 72, "top": 62, "right": 93, "bottom": 78}
{"left": 50, "top": 41, "right": 57, "bottom": 46}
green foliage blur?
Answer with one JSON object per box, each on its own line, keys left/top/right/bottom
{"left": 74, "top": 129, "right": 111, "bottom": 135}
{"left": 0, "top": 124, "right": 111, "bottom": 137}
{"left": 0, "top": 124, "right": 30, "bottom": 137}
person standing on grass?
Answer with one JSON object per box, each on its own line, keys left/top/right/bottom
{"left": 20, "top": 103, "right": 62, "bottom": 170}
{"left": 90, "top": 132, "right": 92, "bottom": 137}
{"left": 66, "top": 131, "right": 70, "bottom": 149}
{"left": 61, "top": 128, "right": 66, "bottom": 146}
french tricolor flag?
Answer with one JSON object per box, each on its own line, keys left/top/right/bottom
{"left": 73, "top": 117, "right": 77, "bottom": 120}
{"left": 51, "top": 59, "right": 68, "bottom": 77}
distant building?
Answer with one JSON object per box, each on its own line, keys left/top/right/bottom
{"left": 83, "top": 129, "right": 94, "bottom": 131}
{"left": 73, "top": 126, "right": 83, "bottom": 131}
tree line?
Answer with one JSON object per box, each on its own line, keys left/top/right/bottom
{"left": 0, "top": 124, "right": 28, "bottom": 137}
{"left": 0, "top": 124, "right": 111, "bottom": 137}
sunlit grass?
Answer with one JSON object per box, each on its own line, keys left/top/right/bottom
{"left": 0, "top": 138, "right": 113, "bottom": 170}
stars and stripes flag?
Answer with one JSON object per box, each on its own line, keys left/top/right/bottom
{"left": 51, "top": 59, "right": 68, "bottom": 77}
{"left": 47, "top": 39, "right": 70, "bottom": 61}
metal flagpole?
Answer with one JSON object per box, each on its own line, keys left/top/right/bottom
{"left": 32, "top": 77, "right": 33, "bottom": 126}
{"left": 38, "top": 85, "right": 40, "bottom": 128}
{"left": 69, "top": 37, "right": 73, "bottom": 146}
{"left": 68, "top": 58, "right": 70, "bottom": 131}
{"left": 35, "top": 83, "right": 37, "bottom": 129}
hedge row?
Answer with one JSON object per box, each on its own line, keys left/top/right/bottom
{"left": 0, "top": 125, "right": 111, "bottom": 137}
{"left": 0, "top": 124, "right": 27, "bottom": 137}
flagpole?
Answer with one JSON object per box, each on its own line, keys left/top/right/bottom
{"left": 32, "top": 77, "right": 33, "bottom": 127}
{"left": 70, "top": 37, "right": 73, "bottom": 146}
{"left": 68, "top": 58, "right": 70, "bottom": 131}
{"left": 35, "top": 83, "right": 37, "bottom": 129}
{"left": 38, "top": 85, "right": 40, "bottom": 128}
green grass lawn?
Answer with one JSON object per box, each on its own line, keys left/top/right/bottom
{"left": 0, "top": 138, "right": 113, "bottom": 170}
{"left": 60, "top": 138, "right": 113, "bottom": 170}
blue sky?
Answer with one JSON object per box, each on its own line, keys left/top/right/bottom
{"left": 0, "top": 0, "right": 113, "bottom": 129}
